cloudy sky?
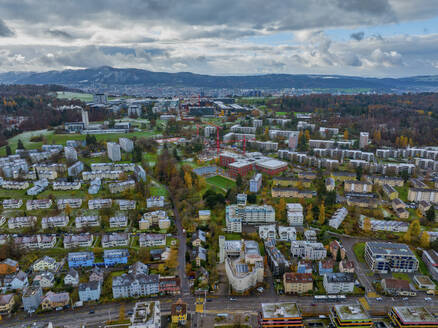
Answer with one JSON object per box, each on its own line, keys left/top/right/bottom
{"left": 1, "top": 0, "right": 438, "bottom": 77}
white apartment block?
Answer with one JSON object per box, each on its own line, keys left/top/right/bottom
{"left": 258, "top": 225, "right": 276, "bottom": 240}
{"left": 88, "top": 199, "right": 112, "bottom": 210}
{"left": 101, "top": 233, "right": 130, "bottom": 248}
{"left": 109, "top": 180, "right": 135, "bottom": 194}
{"left": 117, "top": 200, "right": 136, "bottom": 210}
{"left": 2, "top": 199, "right": 23, "bottom": 209}
{"left": 53, "top": 181, "right": 81, "bottom": 190}
{"left": 278, "top": 226, "right": 297, "bottom": 242}
{"left": 75, "top": 216, "right": 100, "bottom": 229}
{"left": 82, "top": 170, "right": 123, "bottom": 181}
{"left": 41, "top": 216, "right": 69, "bottom": 229}
{"left": 63, "top": 234, "right": 94, "bottom": 248}
{"left": 139, "top": 234, "right": 166, "bottom": 247}
{"left": 8, "top": 216, "right": 37, "bottom": 229}
{"left": 119, "top": 138, "right": 134, "bottom": 153}
{"left": 64, "top": 146, "right": 78, "bottom": 162}
{"left": 249, "top": 173, "right": 262, "bottom": 193}
{"left": 287, "top": 203, "right": 304, "bottom": 226}
{"left": 290, "top": 241, "right": 327, "bottom": 260}
{"left": 147, "top": 196, "right": 165, "bottom": 208}
{"left": 109, "top": 216, "right": 128, "bottom": 228}
{"left": 107, "top": 142, "right": 121, "bottom": 161}
{"left": 57, "top": 199, "right": 82, "bottom": 209}
{"left": 328, "top": 207, "right": 348, "bottom": 229}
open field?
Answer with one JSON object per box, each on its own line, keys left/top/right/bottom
{"left": 353, "top": 242, "right": 366, "bottom": 263}
{"left": 56, "top": 91, "right": 93, "bottom": 102}
{"left": 206, "top": 175, "right": 236, "bottom": 190}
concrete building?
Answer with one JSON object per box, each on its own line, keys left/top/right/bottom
{"left": 323, "top": 273, "right": 355, "bottom": 294}
{"left": 329, "top": 207, "right": 348, "bottom": 229}
{"left": 64, "top": 234, "right": 93, "bottom": 248}
{"left": 359, "top": 132, "right": 369, "bottom": 149}
{"left": 22, "top": 286, "right": 42, "bottom": 313}
{"left": 283, "top": 273, "right": 313, "bottom": 294}
{"left": 112, "top": 274, "right": 159, "bottom": 299}
{"left": 259, "top": 303, "right": 303, "bottom": 328}
{"left": 64, "top": 146, "right": 78, "bottom": 162}
{"left": 389, "top": 306, "right": 438, "bottom": 328}
{"left": 250, "top": 173, "right": 262, "bottom": 193}
{"left": 130, "top": 301, "right": 161, "bottom": 328}
{"left": 330, "top": 304, "right": 372, "bottom": 328}
{"left": 79, "top": 281, "right": 101, "bottom": 302}
{"left": 226, "top": 204, "right": 275, "bottom": 232}
{"left": 68, "top": 252, "right": 94, "bottom": 268}
{"left": 107, "top": 142, "right": 121, "bottom": 161}
{"left": 365, "top": 242, "right": 419, "bottom": 273}
{"left": 68, "top": 161, "right": 84, "bottom": 177}
{"left": 290, "top": 241, "right": 326, "bottom": 260}
{"left": 287, "top": 203, "right": 304, "bottom": 226}
{"left": 119, "top": 138, "right": 134, "bottom": 152}
{"left": 344, "top": 180, "right": 373, "bottom": 193}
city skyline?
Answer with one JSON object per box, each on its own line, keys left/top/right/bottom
{"left": 0, "top": 1, "right": 438, "bottom": 77}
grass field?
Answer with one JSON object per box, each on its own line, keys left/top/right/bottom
{"left": 353, "top": 242, "right": 366, "bottom": 263}
{"left": 276, "top": 111, "right": 287, "bottom": 116}
{"left": 206, "top": 175, "right": 236, "bottom": 190}
{"left": 56, "top": 91, "right": 93, "bottom": 102}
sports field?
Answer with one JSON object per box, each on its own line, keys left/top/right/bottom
{"left": 206, "top": 175, "right": 236, "bottom": 190}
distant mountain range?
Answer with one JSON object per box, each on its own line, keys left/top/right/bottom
{"left": 1, "top": 66, "right": 438, "bottom": 91}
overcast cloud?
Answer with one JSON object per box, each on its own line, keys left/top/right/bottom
{"left": 1, "top": 0, "right": 438, "bottom": 76}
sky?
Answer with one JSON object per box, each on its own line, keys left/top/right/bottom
{"left": 1, "top": 0, "right": 438, "bottom": 77}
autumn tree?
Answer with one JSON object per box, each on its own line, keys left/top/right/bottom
{"left": 306, "top": 204, "right": 313, "bottom": 224}
{"left": 409, "top": 220, "right": 421, "bottom": 240}
{"left": 318, "top": 201, "right": 325, "bottom": 225}
{"left": 363, "top": 217, "right": 371, "bottom": 233}
{"left": 343, "top": 130, "right": 349, "bottom": 140}
{"left": 119, "top": 303, "right": 125, "bottom": 321}
{"left": 420, "top": 232, "right": 430, "bottom": 249}
{"left": 184, "top": 171, "right": 193, "bottom": 189}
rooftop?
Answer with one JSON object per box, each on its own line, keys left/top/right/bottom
{"left": 334, "top": 304, "right": 370, "bottom": 321}
{"left": 366, "top": 242, "right": 415, "bottom": 257}
{"left": 261, "top": 302, "right": 301, "bottom": 319}
{"left": 393, "top": 306, "right": 438, "bottom": 324}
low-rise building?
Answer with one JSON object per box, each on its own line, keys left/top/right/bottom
{"left": 88, "top": 199, "right": 112, "bottom": 209}
{"left": 344, "top": 180, "right": 373, "bottom": 193}
{"left": 383, "top": 184, "right": 399, "bottom": 200}
{"left": 117, "top": 199, "right": 136, "bottom": 210}
{"left": 103, "top": 249, "right": 129, "bottom": 266}
{"left": 112, "top": 274, "right": 159, "bottom": 298}
{"left": 68, "top": 252, "right": 94, "bottom": 268}
{"left": 329, "top": 207, "right": 348, "bottom": 229}
{"left": 259, "top": 302, "right": 303, "bottom": 328}
{"left": 63, "top": 233, "right": 93, "bottom": 248}
{"left": 57, "top": 198, "right": 82, "bottom": 209}
{"left": 64, "top": 268, "right": 79, "bottom": 287}
{"left": 339, "top": 260, "right": 355, "bottom": 273}
{"left": 319, "top": 259, "right": 335, "bottom": 274}
{"left": 413, "top": 275, "right": 435, "bottom": 290}
{"left": 102, "top": 233, "right": 130, "bottom": 248}
{"left": 79, "top": 281, "right": 101, "bottom": 302}
{"left": 290, "top": 241, "right": 326, "bottom": 260}
{"left": 323, "top": 273, "right": 355, "bottom": 294}
{"left": 41, "top": 215, "right": 69, "bottom": 229}
{"left": 8, "top": 216, "right": 37, "bottom": 229}
{"left": 33, "top": 271, "right": 55, "bottom": 288}
{"left": 22, "top": 286, "right": 42, "bottom": 313}
{"left": 147, "top": 196, "right": 165, "bottom": 208}
{"left": 330, "top": 304, "right": 372, "bottom": 328}
{"left": 2, "top": 199, "right": 23, "bottom": 209}
{"left": 389, "top": 306, "right": 438, "bottom": 328}
{"left": 109, "top": 215, "right": 128, "bottom": 228}
{"left": 109, "top": 180, "right": 135, "bottom": 194}
{"left": 381, "top": 278, "right": 416, "bottom": 296}
{"left": 139, "top": 234, "right": 166, "bottom": 247}
{"left": 265, "top": 239, "right": 290, "bottom": 277}
{"left": 15, "top": 235, "right": 56, "bottom": 249}
{"left": 0, "top": 294, "right": 15, "bottom": 315}
{"left": 171, "top": 299, "right": 187, "bottom": 325}
{"left": 41, "top": 291, "right": 69, "bottom": 311}
{"left": 75, "top": 216, "right": 100, "bottom": 229}
{"left": 32, "top": 256, "right": 57, "bottom": 272}
{"left": 283, "top": 273, "right": 313, "bottom": 294}
{"left": 422, "top": 249, "right": 438, "bottom": 281}
{"left": 52, "top": 181, "right": 81, "bottom": 190}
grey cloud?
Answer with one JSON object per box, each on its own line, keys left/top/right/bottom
{"left": 350, "top": 32, "right": 365, "bottom": 41}
{"left": 0, "top": 18, "right": 14, "bottom": 37}
{"left": 46, "top": 29, "right": 74, "bottom": 40}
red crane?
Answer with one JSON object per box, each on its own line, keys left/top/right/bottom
{"left": 224, "top": 135, "right": 255, "bottom": 155}
{"left": 205, "top": 122, "right": 222, "bottom": 156}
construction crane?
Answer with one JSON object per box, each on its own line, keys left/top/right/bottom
{"left": 204, "top": 121, "right": 222, "bottom": 156}
{"left": 224, "top": 135, "right": 255, "bottom": 155}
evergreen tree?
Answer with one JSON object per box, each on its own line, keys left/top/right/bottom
{"left": 5, "top": 145, "right": 11, "bottom": 156}
{"left": 426, "top": 207, "right": 436, "bottom": 222}
{"left": 17, "top": 139, "right": 24, "bottom": 150}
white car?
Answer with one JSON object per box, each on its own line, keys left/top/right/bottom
{"left": 424, "top": 297, "right": 432, "bottom": 301}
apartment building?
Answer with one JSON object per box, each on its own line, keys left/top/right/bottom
{"left": 8, "top": 216, "right": 37, "bottom": 229}
{"left": 364, "top": 242, "right": 419, "bottom": 273}
{"left": 63, "top": 233, "right": 94, "bottom": 249}
{"left": 26, "top": 199, "right": 52, "bottom": 210}
{"left": 75, "top": 216, "right": 100, "bottom": 229}
{"left": 88, "top": 199, "right": 112, "bottom": 209}
{"left": 14, "top": 235, "right": 56, "bottom": 249}
{"left": 283, "top": 273, "right": 313, "bottom": 294}
{"left": 101, "top": 233, "right": 130, "bottom": 248}
{"left": 287, "top": 203, "right": 304, "bottom": 226}
{"left": 323, "top": 273, "right": 355, "bottom": 294}
{"left": 41, "top": 216, "right": 69, "bottom": 229}
{"left": 107, "top": 142, "right": 121, "bottom": 161}
{"left": 344, "top": 180, "right": 373, "bottom": 193}
{"left": 57, "top": 198, "right": 82, "bottom": 209}
{"left": 53, "top": 181, "right": 81, "bottom": 190}
{"left": 109, "top": 215, "right": 128, "bottom": 228}
{"left": 109, "top": 180, "right": 135, "bottom": 194}
{"left": 290, "top": 241, "right": 327, "bottom": 260}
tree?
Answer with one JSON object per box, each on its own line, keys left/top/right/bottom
{"left": 363, "top": 217, "right": 372, "bottom": 233}
{"left": 277, "top": 198, "right": 286, "bottom": 221}
{"left": 343, "top": 130, "right": 349, "bottom": 140}
{"left": 236, "top": 174, "right": 243, "bottom": 190}
{"left": 64, "top": 204, "right": 72, "bottom": 217}
{"left": 426, "top": 207, "right": 436, "bottom": 222}
{"left": 402, "top": 231, "right": 411, "bottom": 243}
{"left": 184, "top": 171, "right": 193, "bottom": 189}
{"left": 355, "top": 165, "right": 363, "bottom": 181}
{"left": 5, "top": 145, "right": 11, "bottom": 156}
{"left": 119, "top": 303, "right": 125, "bottom": 321}
{"left": 336, "top": 247, "right": 342, "bottom": 262}
{"left": 306, "top": 204, "right": 313, "bottom": 224}
{"left": 17, "top": 139, "right": 24, "bottom": 150}
{"left": 318, "top": 201, "right": 325, "bottom": 225}
{"left": 409, "top": 220, "right": 421, "bottom": 239}
{"left": 420, "top": 232, "right": 430, "bottom": 249}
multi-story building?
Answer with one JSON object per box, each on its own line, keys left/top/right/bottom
{"left": 359, "top": 132, "right": 369, "bottom": 149}
{"left": 383, "top": 184, "right": 399, "bottom": 200}
{"left": 0, "top": 294, "right": 15, "bottom": 315}
{"left": 422, "top": 249, "right": 438, "bottom": 281}
{"left": 68, "top": 252, "right": 94, "bottom": 268}
{"left": 41, "top": 216, "right": 69, "bottom": 229}
{"left": 41, "top": 291, "right": 70, "bottom": 311}
{"left": 271, "top": 187, "right": 316, "bottom": 199}
{"left": 75, "top": 216, "right": 100, "bottom": 229}
{"left": 22, "top": 286, "right": 43, "bottom": 313}
{"left": 88, "top": 199, "right": 112, "bottom": 209}
{"left": 344, "top": 180, "right": 373, "bottom": 193}
{"left": 329, "top": 304, "right": 372, "bottom": 328}
{"left": 53, "top": 181, "right": 81, "bottom": 190}
{"left": 329, "top": 207, "right": 348, "bottom": 229}
{"left": 14, "top": 235, "right": 56, "bottom": 249}
{"left": 408, "top": 188, "right": 438, "bottom": 203}
{"left": 26, "top": 199, "right": 52, "bottom": 211}
{"left": 83, "top": 170, "right": 123, "bottom": 180}
{"left": 63, "top": 233, "right": 93, "bottom": 248}
{"left": 64, "top": 146, "right": 78, "bottom": 162}
{"left": 112, "top": 274, "right": 159, "bottom": 298}
{"left": 283, "top": 273, "right": 313, "bottom": 294}
{"left": 107, "top": 142, "right": 121, "bottom": 161}
{"left": 101, "top": 233, "right": 130, "bottom": 248}
{"left": 109, "top": 216, "right": 128, "bottom": 228}
{"left": 287, "top": 203, "right": 304, "bottom": 226}
{"left": 259, "top": 225, "right": 276, "bottom": 240}
{"left": 130, "top": 301, "right": 161, "bottom": 328}
{"left": 290, "top": 241, "right": 327, "bottom": 260}
{"left": 79, "top": 281, "right": 101, "bottom": 302}
{"left": 250, "top": 173, "right": 262, "bottom": 193}
{"left": 8, "top": 216, "right": 37, "bottom": 229}
{"left": 278, "top": 226, "right": 297, "bottom": 241}
{"left": 139, "top": 234, "right": 166, "bottom": 247}
{"left": 109, "top": 180, "right": 135, "bottom": 194}
{"left": 389, "top": 306, "right": 438, "bottom": 328}
{"left": 119, "top": 138, "right": 134, "bottom": 152}
{"left": 103, "top": 249, "right": 129, "bottom": 266}
{"left": 364, "top": 242, "right": 419, "bottom": 273}
{"left": 147, "top": 196, "right": 165, "bottom": 208}
{"left": 323, "top": 273, "right": 355, "bottom": 294}
{"left": 117, "top": 199, "right": 136, "bottom": 210}
{"left": 265, "top": 240, "right": 290, "bottom": 277}
{"left": 57, "top": 198, "right": 82, "bottom": 209}
{"left": 259, "top": 303, "right": 303, "bottom": 328}
{"left": 171, "top": 299, "right": 187, "bottom": 325}
{"left": 2, "top": 199, "right": 23, "bottom": 209}
{"left": 32, "top": 256, "right": 57, "bottom": 272}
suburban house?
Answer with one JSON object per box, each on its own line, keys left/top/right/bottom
{"left": 283, "top": 273, "right": 313, "bottom": 294}
{"left": 41, "top": 291, "right": 70, "bottom": 310}
{"left": 0, "top": 293, "right": 15, "bottom": 315}
{"left": 64, "top": 268, "right": 79, "bottom": 287}
{"left": 68, "top": 252, "right": 95, "bottom": 268}
{"left": 79, "top": 281, "right": 101, "bottom": 302}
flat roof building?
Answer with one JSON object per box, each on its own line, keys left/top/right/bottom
{"left": 330, "top": 304, "right": 373, "bottom": 328}
{"left": 259, "top": 302, "right": 303, "bottom": 328}
{"left": 389, "top": 306, "right": 438, "bottom": 328}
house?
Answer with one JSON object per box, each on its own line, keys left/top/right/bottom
{"left": 323, "top": 273, "right": 355, "bottom": 294}
{"left": 57, "top": 198, "right": 82, "bottom": 209}
{"left": 191, "top": 230, "right": 207, "bottom": 247}
{"left": 41, "top": 216, "right": 69, "bottom": 229}
{"left": 329, "top": 240, "right": 346, "bottom": 260}
{"left": 383, "top": 184, "right": 399, "bottom": 200}
{"left": 381, "top": 278, "right": 416, "bottom": 297}
{"left": 297, "top": 261, "right": 313, "bottom": 274}
{"left": 32, "top": 256, "right": 57, "bottom": 272}
{"left": 33, "top": 271, "right": 55, "bottom": 288}
{"left": 8, "top": 216, "right": 37, "bottom": 229}
{"left": 75, "top": 215, "right": 100, "bottom": 229}
{"left": 319, "top": 259, "right": 335, "bottom": 274}
{"left": 64, "top": 268, "right": 79, "bottom": 287}
{"left": 68, "top": 252, "right": 94, "bottom": 268}
{"left": 304, "top": 229, "right": 317, "bottom": 242}
{"left": 103, "top": 249, "right": 129, "bottom": 266}
{"left": 339, "top": 260, "right": 355, "bottom": 273}
{"left": 419, "top": 201, "right": 432, "bottom": 216}
{"left": 171, "top": 299, "right": 187, "bottom": 325}
{"left": 22, "top": 286, "right": 42, "bottom": 312}
{"left": 8, "top": 271, "right": 29, "bottom": 290}
{"left": 0, "top": 294, "right": 15, "bottom": 315}
{"left": 0, "top": 259, "right": 18, "bottom": 275}
{"left": 329, "top": 207, "right": 348, "bottom": 229}
{"left": 101, "top": 232, "right": 130, "bottom": 248}
{"left": 325, "top": 177, "right": 335, "bottom": 191}
{"left": 79, "top": 281, "right": 101, "bottom": 302}
{"left": 41, "top": 291, "right": 69, "bottom": 310}
{"left": 283, "top": 273, "right": 313, "bottom": 294}
{"left": 112, "top": 274, "right": 159, "bottom": 298}
{"left": 198, "top": 210, "right": 211, "bottom": 221}
{"left": 193, "top": 247, "right": 207, "bottom": 267}
{"left": 139, "top": 234, "right": 166, "bottom": 247}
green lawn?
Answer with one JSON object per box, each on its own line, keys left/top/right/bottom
{"left": 56, "top": 91, "right": 94, "bottom": 102}
{"left": 206, "top": 175, "right": 236, "bottom": 190}
{"left": 276, "top": 111, "right": 287, "bottom": 116}
{"left": 150, "top": 180, "right": 168, "bottom": 197}
{"left": 395, "top": 185, "right": 409, "bottom": 202}
{"left": 353, "top": 242, "right": 366, "bottom": 263}
{"left": 392, "top": 273, "right": 411, "bottom": 281}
